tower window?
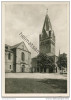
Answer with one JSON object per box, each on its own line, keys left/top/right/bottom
{"left": 49, "top": 31, "right": 51, "bottom": 37}
{"left": 21, "top": 52, "right": 25, "bottom": 61}
{"left": 8, "top": 53, "right": 11, "bottom": 60}
{"left": 10, "top": 65, "right": 11, "bottom": 69}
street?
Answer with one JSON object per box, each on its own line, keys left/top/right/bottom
{"left": 5, "top": 73, "right": 67, "bottom": 80}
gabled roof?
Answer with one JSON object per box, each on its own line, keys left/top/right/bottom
{"left": 10, "top": 42, "right": 30, "bottom": 53}
{"left": 5, "top": 44, "right": 11, "bottom": 48}
{"left": 5, "top": 44, "right": 13, "bottom": 52}
{"left": 10, "top": 42, "right": 22, "bottom": 49}
{"left": 5, "top": 41, "right": 30, "bottom": 53}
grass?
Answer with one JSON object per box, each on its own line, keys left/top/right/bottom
{"left": 5, "top": 78, "right": 67, "bottom": 93}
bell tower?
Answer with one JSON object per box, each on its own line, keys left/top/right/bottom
{"left": 39, "top": 9, "right": 55, "bottom": 56}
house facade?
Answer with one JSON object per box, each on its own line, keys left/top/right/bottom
{"left": 5, "top": 42, "right": 31, "bottom": 73}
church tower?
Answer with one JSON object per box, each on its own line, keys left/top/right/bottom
{"left": 39, "top": 10, "right": 55, "bottom": 56}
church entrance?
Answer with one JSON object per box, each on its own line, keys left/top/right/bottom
{"left": 21, "top": 65, "right": 25, "bottom": 72}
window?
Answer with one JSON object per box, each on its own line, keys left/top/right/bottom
{"left": 5, "top": 46, "right": 8, "bottom": 49}
{"left": 21, "top": 52, "right": 25, "bottom": 61}
{"left": 49, "top": 31, "right": 51, "bottom": 37}
{"left": 10, "top": 65, "right": 11, "bottom": 69}
{"left": 8, "top": 53, "right": 11, "bottom": 60}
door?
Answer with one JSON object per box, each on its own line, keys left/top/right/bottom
{"left": 21, "top": 65, "right": 25, "bottom": 72}
{"left": 22, "top": 67, "right": 23, "bottom": 72}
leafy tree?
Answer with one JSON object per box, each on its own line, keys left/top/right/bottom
{"left": 57, "top": 53, "right": 67, "bottom": 70}
{"left": 37, "top": 53, "right": 55, "bottom": 72}
{"left": 37, "top": 53, "right": 47, "bottom": 72}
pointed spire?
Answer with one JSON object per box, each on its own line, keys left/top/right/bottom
{"left": 42, "top": 9, "right": 52, "bottom": 32}
{"left": 46, "top": 8, "right": 48, "bottom": 15}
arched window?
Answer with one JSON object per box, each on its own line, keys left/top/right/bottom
{"left": 49, "top": 31, "right": 51, "bottom": 37}
{"left": 10, "top": 65, "right": 11, "bottom": 69}
{"left": 21, "top": 52, "right": 25, "bottom": 61}
{"left": 8, "top": 53, "right": 11, "bottom": 60}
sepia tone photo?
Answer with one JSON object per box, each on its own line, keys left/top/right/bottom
{"left": 2, "top": 1, "right": 69, "bottom": 97}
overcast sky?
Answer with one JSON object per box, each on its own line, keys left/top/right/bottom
{"left": 5, "top": 2, "right": 69, "bottom": 58}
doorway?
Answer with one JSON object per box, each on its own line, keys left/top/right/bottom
{"left": 21, "top": 65, "right": 25, "bottom": 72}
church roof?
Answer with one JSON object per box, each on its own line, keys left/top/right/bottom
{"left": 42, "top": 13, "right": 52, "bottom": 32}
{"left": 5, "top": 41, "right": 30, "bottom": 53}
{"left": 11, "top": 42, "right": 30, "bottom": 52}
{"left": 5, "top": 44, "right": 13, "bottom": 52}
{"left": 10, "top": 42, "right": 22, "bottom": 49}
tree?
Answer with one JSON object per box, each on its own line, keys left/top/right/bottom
{"left": 46, "top": 56, "right": 55, "bottom": 72}
{"left": 37, "top": 53, "right": 55, "bottom": 73}
{"left": 57, "top": 53, "right": 67, "bottom": 70}
{"left": 37, "top": 53, "right": 47, "bottom": 72}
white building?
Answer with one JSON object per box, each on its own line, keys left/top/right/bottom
{"left": 5, "top": 42, "right": 31, "bottom": 73}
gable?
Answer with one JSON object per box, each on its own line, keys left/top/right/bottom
{"left": 17, "top": 42, "right": 29, "bottom": 52}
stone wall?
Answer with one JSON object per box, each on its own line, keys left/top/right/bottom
{"left": 5, "top": 51, "right": 14, "bottom": 72}
{"left": 5, "top": 42, "right": 31, "bottom": 73}
{"left": 16, "top": 48, "right": 31, "bottom": 73}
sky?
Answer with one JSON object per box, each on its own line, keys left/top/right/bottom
{"left": 5, "top": 2, "right": 69, "bottom": 58}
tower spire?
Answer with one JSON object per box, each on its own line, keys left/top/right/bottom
{"left": 42, "top": 9, "right": 52, "bottom": 32}
{"left": 46, "top": 8, "right": 48, "bottom": 14}
{"left": 39, "top": 9, "right": 55, "bottom": 55}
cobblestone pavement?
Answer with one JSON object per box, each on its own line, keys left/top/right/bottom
{"left": 5, "top": 73, "right": 67, "bottom": 80}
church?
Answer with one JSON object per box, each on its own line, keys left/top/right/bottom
{"left": 5, "top": 10, "right": 58, "bottom": 73}
{"left": 32, "top": 11, "right": 58, "bottom": 73}
{"left": 5, "top": 42, "right": 31, "bottom": 73}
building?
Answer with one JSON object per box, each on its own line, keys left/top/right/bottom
{"left": 32, "top": 10, "right": 58, "bottom": 73}
{"left": 31, "top": 57, "right": 37, "bottom": 72}
{"left": 5, "top": 42, "right": 31, "bottom": 73}
{"left": 39, "top": 12, "right": 55, "bottom": 56}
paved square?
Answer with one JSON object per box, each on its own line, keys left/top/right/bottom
{"left": 5, "top": 73, "right": 67, "bottom": 80}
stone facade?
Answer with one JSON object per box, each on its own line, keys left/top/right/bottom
{"left": 5, "top": 45, "right": 14, "bottom": 72}
{"left": 39, "top": 13, "right": 55, "bottom": 56}
{"left": 31, "top": 57, "right": 37, "bottom": 72}
{"left": 5, "top": 42, "right": 31, "bottom": 73}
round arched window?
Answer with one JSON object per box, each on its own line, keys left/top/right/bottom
{"left": 21, "top": 52, "right": 25, "bottom": 61}
{"left": 8, "top": 53, "right": 11, "bottom": 60}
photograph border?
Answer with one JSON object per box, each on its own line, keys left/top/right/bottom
{"left": 2, "top": 1, "right": 70, "bottom": 97}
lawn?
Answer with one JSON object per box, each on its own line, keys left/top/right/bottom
{"left": 5, "top": 78, "right": 67, "bottom": 93}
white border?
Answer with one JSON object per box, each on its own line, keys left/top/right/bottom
{"left": 1, "top": 1, "right": 70, "bottom": 98}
